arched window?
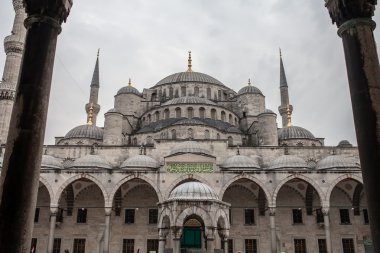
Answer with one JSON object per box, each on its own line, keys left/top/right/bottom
{"left": 175, "top": 89, "right": 179, "bottom": 98}
{"left": 151, "top": 93, "right": 157, "bottom": 101}
{"left": 194, "top": 86, "right": 199, "bottom": 96}
{"left": 171, "top": 129, "right": 177, "bottom": 140}
{"left": 229, "top": 114, "right": 233, "bottom": 124}
{"left": 181, "top": 86, "right": 186, "bottom": 96}
{"left": 199, "top": 107, "right": 205, "bottom": 118}
{"left": 211, "top": 109, "right": 216, "bottom": 120}
{"left": 221, "top": 111, "right": 226, "bottom": 121}
{"left": 188, "top": 128, "right": 194, "bottom": 139}
{"left": 133, "top": 137, "right": 137, "bottom": 146}
{"left": 169, "top": 87, "right": 174, "bottom": 98}
{"left": 235, "top": 117, "right": 238, "bottom": 126}
{"left": 175, "top": 107, "right": 181, "bottom": 118}
{"left": 164, "top": 109, "right": 170, "bottom": 120}
{"left": 207, "top": 87, "right": 211, "bottom": 99}
{"left": 155, "top": 111, "right": 160, "bottom": 121}
{"left": 147, "top": 114, "right": 151, "bottom": 123}
{"left": 187, "top": 107, "right": 194, "bottom": 118}
{"left": 162, "top": 89, "right": 167, "bottom": 99}
{"left": 227, "top": 136, "right": 233, "bottom": 146}
{"left": 204, "top": 130, "right": 210, "bottom": 140}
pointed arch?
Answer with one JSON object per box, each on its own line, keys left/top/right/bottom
{"left": 39, "top": 175, "right": 54, "bottom": 205}
{"left": 325, "top": 174, "right": 363, "bottom": 205}
{"left": 175, "top": 206, "right": 213, "bottom": 228}
{"left": 165, "top": 174, "right": 212, "bottom": 199}
{"left": 215, "top": 208, "right": 230, "bottom": 229}
{"left": 158, "top": 207, "right": 173, "bottom": 228}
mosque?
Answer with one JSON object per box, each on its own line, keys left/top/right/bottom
{"left": 0, "top": 2, "right": 373, "bottom": 253}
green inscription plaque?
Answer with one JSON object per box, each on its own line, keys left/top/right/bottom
{"left": 167, "top": 163, "right": 213, "bottom": 173}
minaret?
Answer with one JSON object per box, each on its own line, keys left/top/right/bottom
{"left": 278, "top": 49, "right": 293, "bottom": 127}
{"left": 85, "top": 50, "right": 101, "bottom": 125}
{"left": 0, "top": 0, "right": 27, "bottom": 144}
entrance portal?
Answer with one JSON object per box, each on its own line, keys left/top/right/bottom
{"left": 181, "top": 218, "right": 203, "bottom": 250}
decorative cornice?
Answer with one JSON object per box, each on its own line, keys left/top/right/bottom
{"left": 325, "top": 0, "right": 377, "bottom": 27}
{"left": 13, "top": 0, "right": 24, "bottom": 11}
{"left": 4, "top": 36, "right": 24, "bottom": 55}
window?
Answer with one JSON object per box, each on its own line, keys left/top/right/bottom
{"left": 204, "top": 130, "right": 210, "bottom": 140}
{"left": 244, "top": 239, "right": 257, "bottom": 253}
{"left": 316, "top": 209, "right": 324, "bottom": 223}
{"left": 149, "top": 209, "right": 158, "bottom": 224}
{"left": 77, "top": 208, "right": 87, "bottom": 223}
{"left": 125, "top": 209, "right": 135, "bottom": 224}
{"left": 34, "top": 208, "right": 40, "bottom": 223}
{"left": 56, "top": 208, "right": 64, "bottom": 223}
{"left": 181, "top": 86, "right": 186, "bottom": 96}
{"left": 340, "top": 209, "right": 351, "bottom": 224}
{"left": 342, "top": 238, "right": 355, "bottom": 253}
{"left": 175, "top": 108, "right": 181, "bottom": 118}
{"left": 227, "top": 136, "right": 233, "bottom": 146}
{"left": 30, "top": 238, "right": 37, "bottom": 253}
{"left": 187, "top": 107, "right": 194, "bottom": 118}
{"left": 294, "top": 239, "right": 307, "bottom": 253}
{"left": 211, "top": 109, "right": 216, "bottom": 120}
{"left": 318, "top": 239, "right": 327, "bottom": 253}
{"left": 363, "top": 209, "right": 369, "bottom": 224}
{"left": 73, "top": 239, "right": 86, "bottom": 253}
{"left": 207, "top": 88, "right": 211, "bottom": 99}
{"left": 123, "top": 239, "right": 135, "bottom": 253}
{"left": 199, "top": 107, "right": 205, "bottom": 118}
{"left": 221, "top": 111, "right": 226, "bottom": 121}
{"left": 194, "top": 86, "right": 199, "bottom": 96}
{"left": 53, "top": 238, "right": 61, "bottom": 253}
{"left": 292, "top": 209, "right": 303, "bottom": 224}
{"left": 164, "top": 109, "right": 170, "bottom": 120}
{"left": 147, "top": 239, "right": 159, "bottom": 253}
{"left": 171, "top": 129, "right": 177, "bottom": 140}
{"left": 244, "top": 209, "right": 255, "bottom": 225}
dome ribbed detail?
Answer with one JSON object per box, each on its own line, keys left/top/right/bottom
{"left": 220, "top": 155, "right": 260, "bottom": 170}
{"left": 121, "top": 155, "right": 160, "bottom": 169}
{"left": 65, "top": 125, "right": 104, "bottom": 140}
{"left": 68, "top": 155, "right": 111, "bottom": 169}
{"left": 238, "top": 86, "right": 263, "bottom": 96}
{"left": 116, "top": 86, "right": 141, "bottom": 96}
{"left": 162, "top": 96, "right": 216, "bottom": 106}
{"left": 278, "top": 126, "right": 315, "bottom": 140}
{"left": 170, "top": 141, "right": 211, "bottom": 156}
{"left": 41, "top": 155, "right": 63, "bottom": 170}
{"left": 155, "top": 72, "right": 224, "bottom": 87}
{"left": 169, "top": 182, "right": 218, "bottom": 200}
{"left": 316, "top": 155, "right": 360, "bottom": 170}
{"left": 269, "top": 155, "right": 307, "bottom": 170}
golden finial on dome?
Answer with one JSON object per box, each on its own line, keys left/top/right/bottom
{"left": 87, "top": 103, "right": 94, "bottom": 126}
{"left": 128, "top": 78, "right": 132, "bottom": 87}
{"left": 248, "top": 78, "right": 251, "bottom": 86}
{"left": 187, "top": 51, "right": 192, "bottom": 72}
{"left": 286, "top": 104, "right": 292, "bottom": 127}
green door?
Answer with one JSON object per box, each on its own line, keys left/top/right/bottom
{"left": 181, "top": 227, "right": 202, "bottom": 249}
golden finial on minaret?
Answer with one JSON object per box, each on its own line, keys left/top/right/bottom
{"left": 248, "top": 78, "right": 251, "bottom": 86}
{"left": 286, "top": 104, "right": 292, "bottom": 127}
{"left": 128, "top": 78, "right": 132, "bottom": 87}
{"left": 187, "top": 51, "right": 192, "bottom": 72}
{"left": 87, "top": 103, "right": 94, "bottom": 126}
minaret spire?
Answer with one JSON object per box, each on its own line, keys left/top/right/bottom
{"left": 187, "top": 51, "right": 193, "bottom": 72}
{"left": 278, "top": 49, "right": 293, "bottom": 127}
{"left": 86, "top": 50, "right": 101, "bottom": 125}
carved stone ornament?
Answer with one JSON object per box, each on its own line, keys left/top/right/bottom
{"left": 325, "top": 0, "right": 377, "bottom": 27}
{"left": 23, "top": 0, "right": 73, "bottom": 25}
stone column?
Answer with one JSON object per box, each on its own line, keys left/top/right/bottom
{"left": 223, "top": 239, "right": 228, "bottom": 253}
{"left": 322, "top": 207, "right": 332, "bottom": 253}
{"left": 269, "top": 207, "right": 277, "bottom": 253}
{"left": 207, "top": 238, "right": 215, "bottom": 253}
{"left": 47, "top": 206, "right": 59, "bottom": 253}
{"left": 325, "top": 1, "right": 380, "bottom": 251}
{"left": 0, "top": 0, "right": 72, "bottom": 252}
{"left": 172, "top": 227, "right": 182, "bottom": 253}
{"left": 103, "top": 207, "right": 112, "bottom": 253}
{"left": 158, "top": 228, "right": 169, "bottom": 253}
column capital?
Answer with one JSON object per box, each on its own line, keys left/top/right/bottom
{"left": 50, "top": 206, "right": 59, "bottom": 215}
{"left": 325, "top": 0, "right": 377, "bottom": 27}
{"left": 322, "top": 206, "right": 330, "bottom": 215}
{"left": 269, "top": 207, "right": 276, "bottom": 216}
{"left": 105, "top": 207, "right": 112, "bottom": 216}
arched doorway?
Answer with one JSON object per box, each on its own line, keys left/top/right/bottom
{"left": 181, "top": 215, "right": 204, "bottom": 250}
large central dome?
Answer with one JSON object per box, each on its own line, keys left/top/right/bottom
{"left": 154, "top": 71, "right": 225, "bottom": 87}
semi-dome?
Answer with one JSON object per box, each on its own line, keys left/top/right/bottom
{"left": 41, "top": 155, "right": 63, "bottom": 170}
{"left": 170, "top": 141, "right": 211, "bottom": 156}
{"left": 278, "top": 126, "right": 315, "bottom": 140}
{"left": 155, "top": 71, "right": 225, "bottom": 87}
{"left": 220, "top": 155, "right": 260, "bottom": 170}
{"left": 121, "top": 155, "right": 160, "bottom": 169}
{"left": 269, "top": 155, "right": 307, "bottom": 170}
{"left": 116, "top": 86, "right": 141, "bottom": 96}
{"left": 162, "top": 96, "right": 216, "bottom": 106}
{"left": 65, "top": 124, "right": 104, "bottom": 140}
{"left": 316, "top": 155, "right": 360, "bottom": 170}
{"left": 238, "top": 85, "right": 263, "bottom": 96}
{"left": 169, "top": 181, "right": 218, "bottom": 200}
{"left": 68, "top": 155, "right": 111, "bottom": 169}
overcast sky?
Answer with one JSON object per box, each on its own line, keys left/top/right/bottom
{"left": 1, "top": 0, "right": 379, "bottom": 146}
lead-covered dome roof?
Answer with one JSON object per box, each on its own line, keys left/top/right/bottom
{"left": 238, "top": 85, "right": 263, "bottom": 96}
{"left": 41, "top": 155, "right": 63, "bottom": 170}
{"left": 316, "top": 155, "right": 360, "bottom": 170}
{"left": 278, "top": 126, "right": 315, "bottom": 140}
{"left": 220, "top": 155, "right": 260, "bottom": 170}
{"left": 170, "top": 141, "right": 211, "bottom": 156}
{"left": 68, "top": 154, "right": 111, "bottom": 169}
{"left": 169, "top": 181, "right": 218, "bottom": 200}
{"left": 65, "top": 124, "right": 104, "bottom": 140}
{"left": 162, "top": 96, "right": 216, "bottom": 106}
{"left": 155, "top": 71, "right": 225, "bottom": 87}
{"left": 121, "top": 155, "right": 160, "bottom": 169}
{"left": 269, "top": 155, "right": 307, "bottom": 170}
{"left": 116, "top": 86, "right": 141, "bottom": 96}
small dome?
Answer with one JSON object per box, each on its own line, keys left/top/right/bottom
{"left": 269, "top": 155, "right": 307, "bottom": 170}
{"left": 121, "top": 155, "right": 160, "bottom": 169}
{"left": 41, "top": 155, "right": 63, "bottom": 170}
{"left": 116, "top": 86, "right": 141, "bottom": 96}
{"left": 278, "top": 126, "right": 315, "bottom": 140}
{"left": 316, "top": 155, "right": 360, "bottom": 170}
{"left": 238, "top": 85, "right": 263, "bottom": 96}
{"left": 220, "top": 155, "right": 260, "bottom": 169}
{"left": 155, "top": 71, "right": 225, "bottom": 87}
{"left": 170, "top": 141, "right": 211, "bottom": 156}
{"left": 68, "top": 155, "right": 111, "bottom": 169}
{"left": 106, "top": 108, "right": 121, "bottom": 114}
{"left": 337, "top": 140, "right": 353, "bottom": 148}
{"left": 162, "top": 96, "right": 216, "bottom": 106}
{"left": 169, "top": 181, "right": 218, "bottom": 200}
{"left": 65, "top": 124, "right": 104, "bottom": 140}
